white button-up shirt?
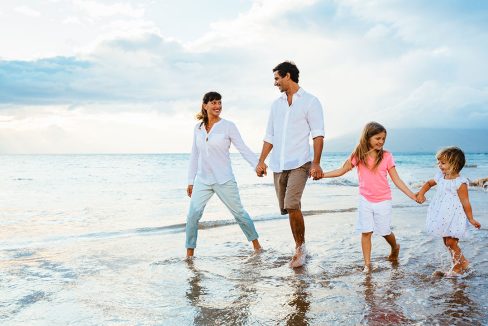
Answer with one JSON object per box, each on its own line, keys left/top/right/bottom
{"left": 264, "top": 88, "right": 325, "bottom": 172}
{"left": 188, "top": 119, "right": 258, "bottom": 185}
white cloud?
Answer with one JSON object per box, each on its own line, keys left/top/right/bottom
{"left": 73, "top": 0, "right": 145, "bottom": 19}
{"left": 14, "top": 5, "right": 41, "bottom": 17}
{"left": 0, "top": 0, "right": 487, "bottom": 153}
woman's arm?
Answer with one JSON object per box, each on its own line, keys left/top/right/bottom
{"left": 228, "top": 122, "right": 259, "bottom": 168}
{"left": 457, "top": 183, "right": 481, "bottom": 229}
{"left": 187, "top": 127, "right": 199, "bottom": 197}
{"left": 388, "top": 166, "right": 416, "bottom": 200}
{"left": 321, "top": 159, "right": 353, "bottom": 178}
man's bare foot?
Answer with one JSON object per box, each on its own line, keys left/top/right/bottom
{"left": 289, "top": 244, "right": 306, "bottom": 268}
{"left": 186, "top": 248, "right": 194, "bottom": 258}
{"left": 388, "top": 244, "right": 400, "bottom": 261}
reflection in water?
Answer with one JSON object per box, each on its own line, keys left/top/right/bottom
{"left": 185, "top": 258, "right": 259, "bottom": 325}
{"left": 428, "top": 281, "right": 483, "bottom": 325}
{"left": 285, "top": 268, "right": 311, "bottom": 326}
{"left": 361, "top": 266, "right": 412, "bottom": 325}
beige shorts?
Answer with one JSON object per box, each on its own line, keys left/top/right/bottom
{"left": 273, "top": 162, "right": 311, "bottom": 215}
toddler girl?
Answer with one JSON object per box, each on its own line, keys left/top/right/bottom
{"left": 416, "top": 147, "right": 481, "bottom": 276}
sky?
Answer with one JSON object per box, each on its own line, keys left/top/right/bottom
{"left": 0, "top": 0, "right": 487, "bottom": 153}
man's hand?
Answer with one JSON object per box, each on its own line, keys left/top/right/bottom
{"left": 187, "top": 185, "right": 193, "bottom": 197}
{"left": 256, "top": 161, "right": 267, "bottom": 177}
{"left": 310, "top": 163, "right": 323, "bottom": 180}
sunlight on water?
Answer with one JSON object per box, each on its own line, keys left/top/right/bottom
{"left": 0, "top": 154, "right": 487, "bottom": 324}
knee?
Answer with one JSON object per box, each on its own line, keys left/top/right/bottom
{"left": 187, "top": 208, "right": 204, "bottom": 221}
{"left": 362, "top": 232, "right": 373, "bottom": 239}
{"left": 444, "top": 237, "right": 457, "bottom": 248}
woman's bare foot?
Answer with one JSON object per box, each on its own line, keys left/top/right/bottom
{"left": 252, "top": 239, "right": 262, "bottom": 252}
{"left": 388, "top": 244, "right": 400, "bottom": 261}
{"left": 186, "top": 248, "right": 194, "bottom": 258}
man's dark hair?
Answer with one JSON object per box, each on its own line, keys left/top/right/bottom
{"left": 273, "top": 61, "right": 299, "bottom": 83}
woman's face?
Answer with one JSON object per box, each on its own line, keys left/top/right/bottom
{"left": 203, "top": 99, "right": 222, "bottom": 118}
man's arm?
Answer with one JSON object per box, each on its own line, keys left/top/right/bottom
{"left": 310, "top": 136, "right": 324, "bottom": 180}
{"left": 256, "top": 141, "right": 273, "bottom": 177}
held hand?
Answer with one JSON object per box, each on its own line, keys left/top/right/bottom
{"left": 469, "top": 218, "right": 481, "bottom": 229}
{"left": 256, "top": 161, "right": 267, "bottom": 177}
{"left": 310, "top": 163, "right": 323, "bottom": 180}
{"left": 415, "top": 192, "right": 426, "bottom": 204}
{"left": 187, "top": 185, "right": 193, "bottom": 198}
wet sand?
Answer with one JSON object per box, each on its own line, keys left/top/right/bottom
{"left": 2, "top": 203, "right": 486, "bottom": 325}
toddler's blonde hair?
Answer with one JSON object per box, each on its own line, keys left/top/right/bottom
{"left": 436, "top": 146, "right": 465, "bottom": 175}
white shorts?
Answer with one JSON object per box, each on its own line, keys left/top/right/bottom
{"left": 356, "top": 196, "right": 392, "bottom": 236}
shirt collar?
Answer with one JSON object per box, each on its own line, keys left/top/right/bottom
{"left": 280, "top": 87, "right": 304, "bottom": 100}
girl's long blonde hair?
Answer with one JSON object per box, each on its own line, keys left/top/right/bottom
{"left": 351, "top": 122, "right": 387, "bottom": 169}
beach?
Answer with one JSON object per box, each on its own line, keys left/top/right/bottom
{"left": 1, "top": 153, "right": 487, "bottom": 325}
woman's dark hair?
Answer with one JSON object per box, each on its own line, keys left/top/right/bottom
{"left": 273, "top": 61, "right": 299, "bottom": 83}
{"left": 196, "top": 91, "right": 221, "bottom": 127}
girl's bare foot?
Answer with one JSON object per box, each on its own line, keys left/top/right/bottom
{"left": 388, "top": 244, "right": 400, "bottom": 261}
{"left": 363, "top": 264, "right": 372, "bottom": 273}
{"left": 452, "top": 258, "right": 469, "bottom": 274}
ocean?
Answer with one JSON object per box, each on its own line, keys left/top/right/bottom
{"left": 1, "top": 153, "right": 487, "bottom": 325}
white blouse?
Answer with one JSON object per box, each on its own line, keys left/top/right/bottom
{"left": 187, "top": 119, "right": 258, "bottom": 185}
{"left": 264, "top": 87, "right": 325, "bottom": 172}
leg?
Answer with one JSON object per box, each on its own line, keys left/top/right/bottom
{"left": 444, "top": 237, "right": 469, "bottom": 274}
{"left": 383, "top": 232, "right": 400, "bottom": 261}
{"left": 282, "top": 163, "right": 310, "bottom": 268}
{"left": 283, "top": 162, "right": 310, "bottom": 249}
{"left": 185, "top": 181, "right": 214, "bottom": 256}
{"left": 362, "top": 232, "right": 373, "bottom": 270}
{"left": 371, "top": 199, "right": 398, "bottom": 261}
{"left": 288, "top": 209, "right": 306, "bottom": 268}
{"left": 214, "top": 180, "right": 261, "bottom": 251}
{"left": 288, "top": 208, "right": 305, "bottom": 248}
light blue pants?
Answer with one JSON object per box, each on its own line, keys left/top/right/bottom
{"left": 186, "top": 179, "right": 259, "bottom": 249}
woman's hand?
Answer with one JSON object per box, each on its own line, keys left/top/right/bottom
{"left": 187, "top": 185, "right": 193, "bottom": 197}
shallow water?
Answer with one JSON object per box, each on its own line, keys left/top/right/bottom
{"left": 1, "top": 154, "right": 487, "bottom": 325}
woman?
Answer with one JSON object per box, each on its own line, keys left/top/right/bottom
{"left": 186, "top": 91, "right": 262, "bottom": 257}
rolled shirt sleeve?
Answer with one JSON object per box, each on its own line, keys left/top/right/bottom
{"left": 308, "top": 97, "right": 325, "bottom": 139}
{"left": 263, "top": 105, "right": 274, "bottom": 145}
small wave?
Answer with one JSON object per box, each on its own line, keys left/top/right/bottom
{"left": 321, "top": 179, "right": 358, "bottom": 187}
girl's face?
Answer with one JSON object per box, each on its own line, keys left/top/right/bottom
{"left": 203, "top": 99, "right": 222, "bottom": 118}
{"left": 368, "top": 131, "right": 386, "bottom": 150}
{"left": 437, "top": 159, "right": 452, "bottom": 175}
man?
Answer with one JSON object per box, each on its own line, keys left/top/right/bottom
{"left": 256, "top": 61, "right": 325, "bottom": 268}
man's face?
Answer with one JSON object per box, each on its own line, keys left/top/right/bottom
{"left": 274, "top": 71, "right": 288, "bottom": 93}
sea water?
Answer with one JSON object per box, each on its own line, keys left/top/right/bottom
{"left": 1, "top": 153, "right": 487, "bottom": 324}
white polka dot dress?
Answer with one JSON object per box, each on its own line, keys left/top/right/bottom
{"left": 426, "top": 171, "right": 469, "bottom": 239}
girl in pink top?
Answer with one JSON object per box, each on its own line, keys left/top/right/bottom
{"left": 320, "top": 122, "right": 416, "bottom": 272}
